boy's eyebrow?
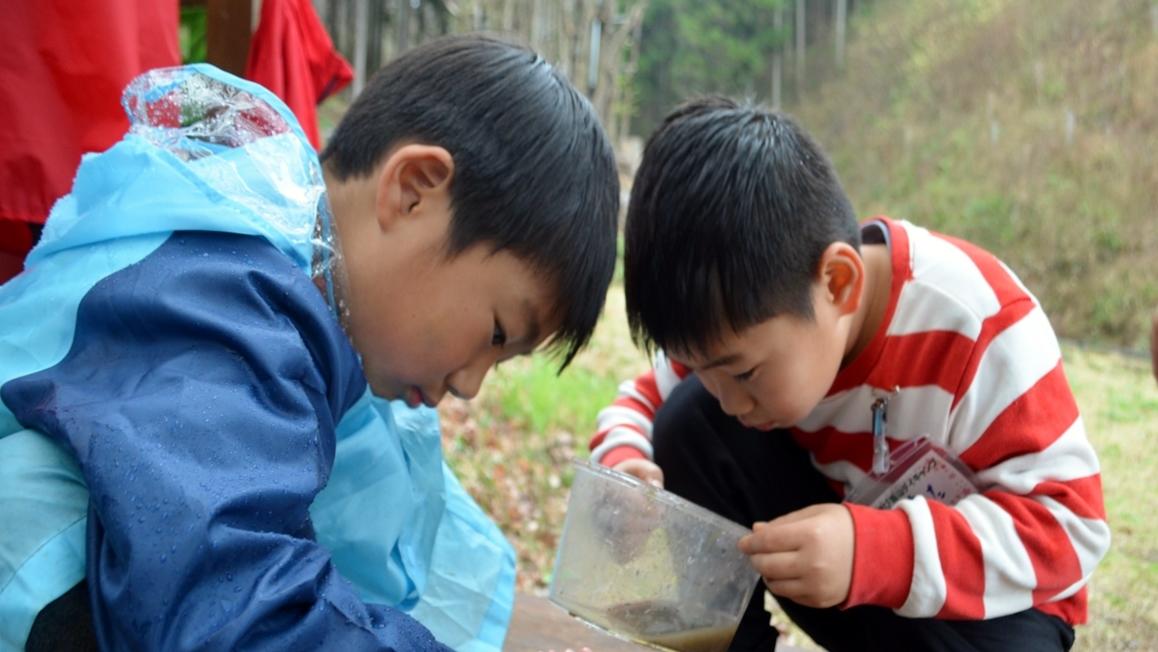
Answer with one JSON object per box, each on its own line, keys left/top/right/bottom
{"left": 699, "top": 353, "right": 742, "bottom": 371}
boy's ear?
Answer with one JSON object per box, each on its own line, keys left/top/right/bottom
{"left": 819, "top": 242, "right": 864, "bottom": 317}
{"left": 374, "top": 144, "right": 455, "bottom": 231}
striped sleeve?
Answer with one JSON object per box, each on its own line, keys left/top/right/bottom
{"left": 590, "top": 351, "right": 689, "bottom": 467}
{"left": 845, "top": 234, "right": 1109, "bottom": 623}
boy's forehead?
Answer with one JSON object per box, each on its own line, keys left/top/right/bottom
{"left": 667, "top": 340, "right": 739, "bottom": 371}
{"left": 665, "top": 318, "right": 781, "bottom": 370}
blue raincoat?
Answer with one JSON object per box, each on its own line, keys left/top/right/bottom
{"left": 0, "top": 65, "right": 515, "bottom": 651}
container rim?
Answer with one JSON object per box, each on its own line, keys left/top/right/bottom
{"left": 570, "top": 459, "right": 754, "bottom": 541}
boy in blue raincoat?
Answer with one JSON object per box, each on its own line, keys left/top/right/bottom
{"left": 0, "top": 35, "right": 618, "bottom": 651}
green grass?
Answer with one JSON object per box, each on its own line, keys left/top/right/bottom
{"left": 486, "top": 357, "right": 619, "bottom": 437}
{"left": 1064, "top": 345, "right": 1158, "bottom": 651}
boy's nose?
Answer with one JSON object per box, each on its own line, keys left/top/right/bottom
{"left": 716, "top": 383, "right": 754, "bottom": 418}
{"left": 697, "top": 372, "right": 752, "bottom": 417}
{"left": 446, "top": 354, "right": 495, "bottom": 401}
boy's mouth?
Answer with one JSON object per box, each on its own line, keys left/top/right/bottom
{"left": 741, "top": 418, "right": 779, "bottom": 431}
{"left": 405, "top": 386, "right": 425, "bottom": 408}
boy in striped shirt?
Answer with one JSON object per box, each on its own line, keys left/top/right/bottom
{"left": 591, "top": 98, "right": 1108, "bottom": 651}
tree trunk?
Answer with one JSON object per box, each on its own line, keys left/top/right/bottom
{"left": 395, "top": 0, "right": 411, "bottom": 53}
{"left": 772, "top": 2, "right": 783, "bottom": 108}
{"left": 835, "top": 0, "right": 847, "bottom": 69}
{"left": 352, "top": 0, "right": 368, "bottom": 95}
{"left": 795, "top": 0, "right": 805, "bottom": 86}
{"left": 592, "top": 2, "right": 646, "bottom": 136}
{"left": 502, "top": 0, "right": 516, "bottom": 34}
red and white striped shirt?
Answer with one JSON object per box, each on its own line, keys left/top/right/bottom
{"left": 590, "top": 217, "right": 1108, "bottom": 624}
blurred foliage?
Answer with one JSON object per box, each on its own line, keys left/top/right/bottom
{"left": 635, "top": 0, "right": 788, "bottom": 132}
{"left": 179, "top": 5, "right": 207, "bottom": 64}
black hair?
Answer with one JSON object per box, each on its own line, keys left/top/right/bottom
{"left": 624, "top": 97, "right": 859, "bottom": 356}
{"left": 322, "top": 34, "right": 618, "bottom": 368}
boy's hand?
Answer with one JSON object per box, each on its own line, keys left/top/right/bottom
{"left": 611, "top": 458, "right": 664, "bottom": 488}
{"left": 591, "top": 459, "right": 664, "bottom": 564}
{"left": 738, "top": 503, "right": 854, "bottom": 609}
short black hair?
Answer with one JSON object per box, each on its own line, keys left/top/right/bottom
{"left": 624, "top": 97, "right": 859, "bottom": 356}
{"left": 322, "top": 34, "right": 618, "bottom": 368}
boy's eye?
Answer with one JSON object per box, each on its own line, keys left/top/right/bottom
{"left": 491, "top": 318, "right": 507, "bottom": 348}
{"left": 733, "top": 367, "right": 756, "bottom": 382}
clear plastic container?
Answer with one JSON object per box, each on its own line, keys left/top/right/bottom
{"left": 549, "top": 460, "right": 760, "bottom": 652}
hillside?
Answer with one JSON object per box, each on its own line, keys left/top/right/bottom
{"left": 788, "top": 0, "right": 1157, "bottom": 350}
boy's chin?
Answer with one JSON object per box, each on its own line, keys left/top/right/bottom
{"left": 367, "top": 378, "right": 405, "bottom": 402}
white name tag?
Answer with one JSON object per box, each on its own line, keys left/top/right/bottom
{"left": 846, "top": 437, "right": 979, "bottom": 509}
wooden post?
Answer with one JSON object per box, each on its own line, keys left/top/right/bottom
{"left": 205, "top": 0, "right": 253, "bottom": 76}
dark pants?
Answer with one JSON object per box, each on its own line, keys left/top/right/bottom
{"left": 652, "top": 376, "right": 1076, "bottom": 652}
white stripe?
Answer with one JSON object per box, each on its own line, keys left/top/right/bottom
{"left": 955, "top": 494, "right": 1036, "bottom": 618}
{"left": 653, "top": 351, "right": 685, "bottom": 400}
{"left": 595, "top": 405, "right": 654, "bottom": 436}
{"left": 948, "top": 307, "right": 1060, "bottom": 453}
{"left": 895, "top": 497, "right": 948, "bottom": 617}
{"left": 891, "top": 225, "right": 1001, "bottom": 335}
{"left": 974, "top": 417, "right": 1099, "bottom": 492}
{"left": 797, "top": 385, "right": 954, "bottom": 445}
{"left": 889, "top": 280, "right": 985, "bottom": 340}
{"left": 590, "top": 427, "right": 654, "bottom": 463}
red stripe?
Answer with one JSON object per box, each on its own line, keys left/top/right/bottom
{"left": 929, "top": 501, "right": 987, "bottom": 619}
{"left": 985, "top": 491, "right": 1084, "bottom": 606}
{"left": 601, "top": 446, "right": 648, "bottom": 468}
{"left": 611, "top": 396, "right": 656, "bottom": 421}
{"left": 950, "top": 299, "right": 1037, "bottom": 410}
{"left": 1032, "top": 474, "right": 1105, "bottom": 521}
{"left": 844, "top": 504, "right": 915, "bottom": 609}
{"left": 863, "top": 331, "right": 976, "bottom": 393}
{"left": 1037, "top": 589, "right": 1086, "bottom": 625}
{"left": 960, "top": 362, "right": 1079, "bottom": 470}
{"left": 632, "top": 371, "right": 663, "bottom": 409}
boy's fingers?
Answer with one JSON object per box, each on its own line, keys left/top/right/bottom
{"left": 613, "top": 458, "right": 664, "bottom": 488}
{"left": 740, "top": 521, "right": 803, "bottom": 555}
{"left": 748, "top": 550, "right": 801, "bottom": 582}
{"left": 756, "top": 508, "right": 835, "bottom": 551}
{"left": 766, "top": 504, "right": 828, "bottom": 527}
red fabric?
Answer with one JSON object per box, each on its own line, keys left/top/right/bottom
{"left": 843, "top": 503, "right": 913, "bottom": 610}
{"left": 245, "top": 0, "right": 353, "bottom": 150}
{"left": 0, "top": 1, "right": 179, "bottom": 227}
{"left": 0, "top": 221, "right": 33, "bottom": 283}
{"left": 0, "top": 1, "right": 178, "bottom": 283}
